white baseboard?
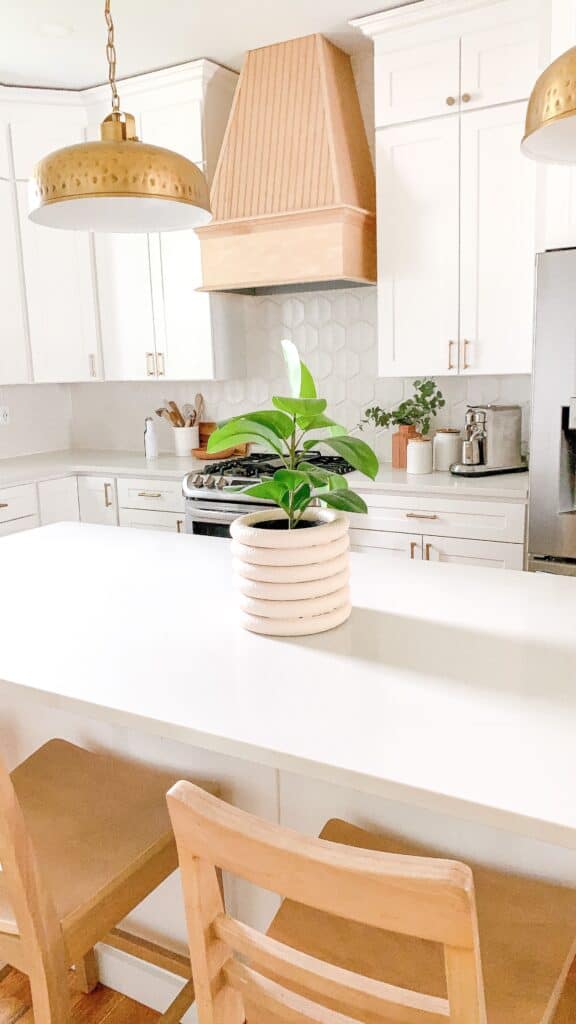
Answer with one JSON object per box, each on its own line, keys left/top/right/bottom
{"left": 96, "top": 945, "right": 197, "bottom": 1023}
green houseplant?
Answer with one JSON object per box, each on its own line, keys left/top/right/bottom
{"left": 207, "top": 340, "right": 379, "bottom": 637}
{"left": 208, "top": 340, "right": 379, "bottom": 529}
{"left": 361, "top": 379, "right": 445, "bottom": 469}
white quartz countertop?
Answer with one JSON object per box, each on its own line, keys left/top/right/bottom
{"left": 0, "top": 522, "right": 573, "bottom": 847}
{"left": 0, "top": 449, "right": 529, "bottom": 499}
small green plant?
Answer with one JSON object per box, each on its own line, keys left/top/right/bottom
{"left": 207, "top": 340, "right": 379, "bottom": 530}
{"left": 361, "top": 378, "right": 446, "bottom": 436}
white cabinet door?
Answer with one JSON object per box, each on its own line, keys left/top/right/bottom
{"left": 154, "top": 232, "right": 216, "bottom": 380}
{"left": 459, "top": 102, "right": 537, "bottom": 375}
{"left": 460, "top": 14, "right": 542, "bottom": 111}
{"left": 0, "top": 515, "right": 39, "bottom": 537}
{"left": 119, "top": 508, "right": 185, "bottom": 532}
{"left": 424, "top": 536, "right": 524, "bottom": 569}
{"left": 38, "top": 477, "right": 80, "bottom": 524}
{"left": 77, "top": 476, "right": 117, "bottom": 525}
{"left": 374, "top": 38, "right": 460, "bottom": 127}
{"left": 116, "top": 477, "right": 184, "bottom": 513}
{"left": 350, "top": 528, "right": 422, "bottom": 560}
{"left": 0, "top": 179, "right": 29, "bottom": 384}
{"left": 16, "top": 182, "right": 99, "bottom": 382}
{"left": 376, "top": 118, "right": 460, "bottom": 377}
{"left": 95, "top": 234, "right": 157, "bottom": 381}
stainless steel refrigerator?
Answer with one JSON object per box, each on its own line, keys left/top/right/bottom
{"left": 529, "top": 247, "right": 576, "bottom": 574}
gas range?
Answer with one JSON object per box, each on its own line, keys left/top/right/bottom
{"left": 182, "top": 451, "right": 354, "bottom": 538}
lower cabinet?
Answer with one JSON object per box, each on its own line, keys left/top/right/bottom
{"left": 0, "top": 483, "right": 39, "bottom": 536}
{"left": 350, "top": 528, "right": 422, "bottom": 560}
{"left": 38, "top": 477, "right": 79, "bottom": 525}
{"left": 77, "top": 476, "right": 118, "bottom": 525}
{"left": 119, "top": 509, "right": 185, "bottom": 533}
{"left": 422, "top": 536, "right": 524, "bottom": 570}
{"left": 0, "top": 515, "right": 40, "bottom": 537}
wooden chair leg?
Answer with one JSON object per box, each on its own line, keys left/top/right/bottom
{"left": 75, "top": 949, "right": 99, "bottom": 994}
{"left": 29, "top": 961, "right": 72, "bottom": 1024}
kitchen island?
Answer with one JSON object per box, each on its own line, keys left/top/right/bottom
{"left": 1, "top": 523, "right": 574, "bottom": 1010}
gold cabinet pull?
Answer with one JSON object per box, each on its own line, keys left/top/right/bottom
{"left": 425, "top": 542, "right": 432, "bottom": 560}
{"left": 462, "top": 338, "right": 471, "bottom": 369}
{"left": 461, "top": 92, "right": 471, "bottom": 103}
{"left": 446, "top": 96, "right": 456, "bottom": 106}
{"left": 89, "top": 353, "right": 97, "bottom": 378}
{"left": 0, "top": 503, "right": 8, "bottom": 509}
{"left": 406, "top": 512, "right": 439, "bottom": 520}
{"left": 410, "top": 541, "right": 418, "bottom": 560}
{"left": 103, "top": 482, "right": 113, "bottom": 508}
{"left": 138, "top": 491, "right": 162, "bottom": 499}
{"left": 145, "top": 352, "right": 156, "bottom": 376}
{"left": 448, "top": 339, "right": 456, "bottom": 370}
{"left": 156, "top": 351, "right": 165, "bottom": 376}
{"left": 176, "top": 519, "right": 183, "bottom": 533}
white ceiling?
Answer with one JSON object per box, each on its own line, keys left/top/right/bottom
{"left": 0, "top": 0, "right": 415, "bottom": 91}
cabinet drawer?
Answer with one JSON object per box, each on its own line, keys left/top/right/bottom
{"left": 353, "top": 493, "right": 526, "bottom": 543}
{"left": 0, "top": 484, "right": 38, "bottom": 524}
{"left": 424, "top": 536, "right": 524, "bottom": 570}
{"left": 0, "top": 515, "right": 40, "bottom": 537}
{"left": 117, "top": 477, "right": 184, "bottom": 513}
{"left": 119, "top": 509, "right": 185, "bottom": 533}
{"left": 350, "top": 529, "right": 422, "bottom": 560}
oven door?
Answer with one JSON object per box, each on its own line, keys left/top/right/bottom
{"left": 185, "top": 500, "right": 267, "bottom": 538}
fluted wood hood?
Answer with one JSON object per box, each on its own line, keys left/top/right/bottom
{"left": 196, "top": 34, "right": 376, "bottom": 294}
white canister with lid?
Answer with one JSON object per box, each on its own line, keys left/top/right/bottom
{"left": 406, "top": 437, "right": 433, "bottom": 474}
{"left": 433, "top": 428, "right": 461, "bottom": 471}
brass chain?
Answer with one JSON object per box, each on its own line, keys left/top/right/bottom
{"left": 104, "top": 0, "right": 120, "bottom": 112}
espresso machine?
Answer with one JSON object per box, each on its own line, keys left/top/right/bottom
{"left": 450, "top": 405, "right": 527, "bottom": 477}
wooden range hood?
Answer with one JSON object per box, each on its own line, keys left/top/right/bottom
{"left": 196, "top": 34, "right": 376, "bottom": 294}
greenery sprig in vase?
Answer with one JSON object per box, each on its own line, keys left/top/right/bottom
{"left": 361, "top": 378, "right": 446, "bottom": 436}
{"left": 207, "top": 340, "right": 379, "bottom": 530}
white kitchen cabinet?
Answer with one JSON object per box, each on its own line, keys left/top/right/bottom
{"left": 376, "top": 118, "right": 460, "bottom": 377}
{"left": 0, "top": 483, "right": 38, "bottom": 525}
{"left": 87, "top": 62, "right": 245, "bottom": 383}
{"left": 77, "top": 476, "right": 117, "bottom": 525}
{"left": 423, "top": 535, "right": 524, "bottom": 569}
{"left": 459, "top": 102, "right": 537, "bottom": 375}
{"left": 363, "top": 0, "right": 541, "bottom": 128}
{"left": 119, "top": 508, "right": 185, "bottom": 533}
{"left": 38, "top": 477, "right": 80, "bottom": 525}
{"left": 116, "top": 477, "right": 184, "bottom": 514}
{"left": 0, "top": 177, "right": 29, "bottom": 384}
{"left": 350, "top": 528, "right": 422, "bottom": 560}
{"left": 0, "top": 515, "right": 39, "bottom": 537}
{"left": 352, "top": 492, "right": 526, "bottom": 544}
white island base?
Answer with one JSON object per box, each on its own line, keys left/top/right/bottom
{"left": 1, "top": 524, "right": 575, "bottom": 1015}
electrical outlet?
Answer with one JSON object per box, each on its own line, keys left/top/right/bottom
{"left": 0, "top": 407, "right": 10, "bottom": 426}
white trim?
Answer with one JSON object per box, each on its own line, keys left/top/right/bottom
{"left": 82, "top": 60, "right": 237, "bottom": 105}
{"left": 96, "top": 945, "right": 196, "bottom": 1023}
{"left": 351, "top": 0, "right": 536, "bottom": 36}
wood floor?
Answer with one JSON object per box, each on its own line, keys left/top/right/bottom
{"left": 0, "top": 967, "right": 159, "bottom": 1024}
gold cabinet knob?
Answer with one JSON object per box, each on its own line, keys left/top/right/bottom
{"left": 462, "top": 93, "right": 471, "bottom": 103}
{"left": 446, "top": 96, "right": 456, "bottom": 106}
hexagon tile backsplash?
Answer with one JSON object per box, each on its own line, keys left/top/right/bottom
{"left": 70, "top": 287, "right": 532, "bottom": 459}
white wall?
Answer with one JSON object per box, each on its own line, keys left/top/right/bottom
{"left": 70, "top": 286, "right": 532, "bottom": 461}
{"left": 0, "top": 384, "right": 72, "bottom": 460}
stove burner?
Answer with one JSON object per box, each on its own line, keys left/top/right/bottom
{"left": 201, "top": 451, "right": 354, "bottom": 477}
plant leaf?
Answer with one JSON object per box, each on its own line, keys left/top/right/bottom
{"left": 274, "top": 469, "right": 309, "bottom": 489}
{"left": 306, "top": 435, "right": 378, "bottom": 479}
{"left": 281, "top": 339, "right": 302, "bottom": 398}
{"left": 296, "top": 413, "right": 346, "bottom": 435}
{"left": 292, "top": 483, "right": 311, "bottom": 511}
{"left": 242, "top": 481, "right": 290, "bottom": 511}
{"left": 319, "top": 489, "right": 368, "bottom": 514}
{"left": 272, "top": 396, "right": 327, "bottom": 416}
{"left": 299, "top": 360, "right": 317, "bottom": 399}
{"left": 207, "top": 417, "right": 284, "bottom": 455}
{"left": 233, "top": 410, "right": 295, "bottom": 439}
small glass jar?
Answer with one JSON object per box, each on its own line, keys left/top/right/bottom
{"left": 406, "top": 437, "right": 433, "bottom": 474}
{"left": 433, "top": 428, "right": 461, "bottom": 471}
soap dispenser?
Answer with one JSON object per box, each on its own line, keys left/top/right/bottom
{"left": 144, "top": 417, "right": 158, "bottom": 460}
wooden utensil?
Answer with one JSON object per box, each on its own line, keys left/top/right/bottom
{"left": 167, "top": 401, "right": 186, "bottom": 427}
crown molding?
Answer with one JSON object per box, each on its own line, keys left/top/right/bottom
{"left": 351, "top": 0, "right": 520, "bottom": 37}
{"left": 82, "top": 60, "right": 237, "bottom": 104}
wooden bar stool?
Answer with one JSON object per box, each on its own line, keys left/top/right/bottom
{"left": 167, "top": 783, "right": 576, "bottom": 1024}
{"left": 0, "top": 738, "right": 215, "bottom": 1024}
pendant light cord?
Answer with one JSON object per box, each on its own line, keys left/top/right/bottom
{"left": 105, "top": 0, "right": 120, "bottom": 113}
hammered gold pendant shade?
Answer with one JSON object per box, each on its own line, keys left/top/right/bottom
{"left": 522, "top": 46, "right": 576, "bottom": 163}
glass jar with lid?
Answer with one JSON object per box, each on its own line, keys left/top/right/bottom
{"left": 406, "top": 437, "right": 433, "bottom": 474}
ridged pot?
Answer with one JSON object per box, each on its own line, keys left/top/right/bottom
{"left": 230, "top": 508, "right": 351, "bottom": 636}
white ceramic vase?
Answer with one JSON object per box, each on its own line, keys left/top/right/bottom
{"left": 230, "top": 508, "right": 351, "bottom": 636}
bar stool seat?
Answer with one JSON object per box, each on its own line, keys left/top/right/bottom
{"left": 267, "top": 818, "right": 576, "bottom": 1024}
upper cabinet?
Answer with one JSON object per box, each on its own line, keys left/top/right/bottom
{"left": 353, "top": 0, "right": 545, "bottom": 378}
{"left": 85, "top": 62, "right": 246, "bottom": 382}
{"left": 0, "top": 95, "right": 101, "bottom": 384}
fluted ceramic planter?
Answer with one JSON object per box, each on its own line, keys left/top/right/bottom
{"left": 230, "top": 508, "right": 351, "bottom": 636}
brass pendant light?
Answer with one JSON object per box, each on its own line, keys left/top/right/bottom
{"left": 522, "top": 46, "right": 576, "bottom": 163}
{"left": 28, "top": 0, "right": 211, "bottom": 232}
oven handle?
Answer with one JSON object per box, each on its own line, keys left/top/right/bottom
{"left": 187, "top": 506, "right": 243, "bottom": 526}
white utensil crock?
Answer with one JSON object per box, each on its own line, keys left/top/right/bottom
{"left": 173, "top": 425, "right": 199, "bottom": 456}
{"left": 230, "top": 508, "right": 351, "bottom": 636}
